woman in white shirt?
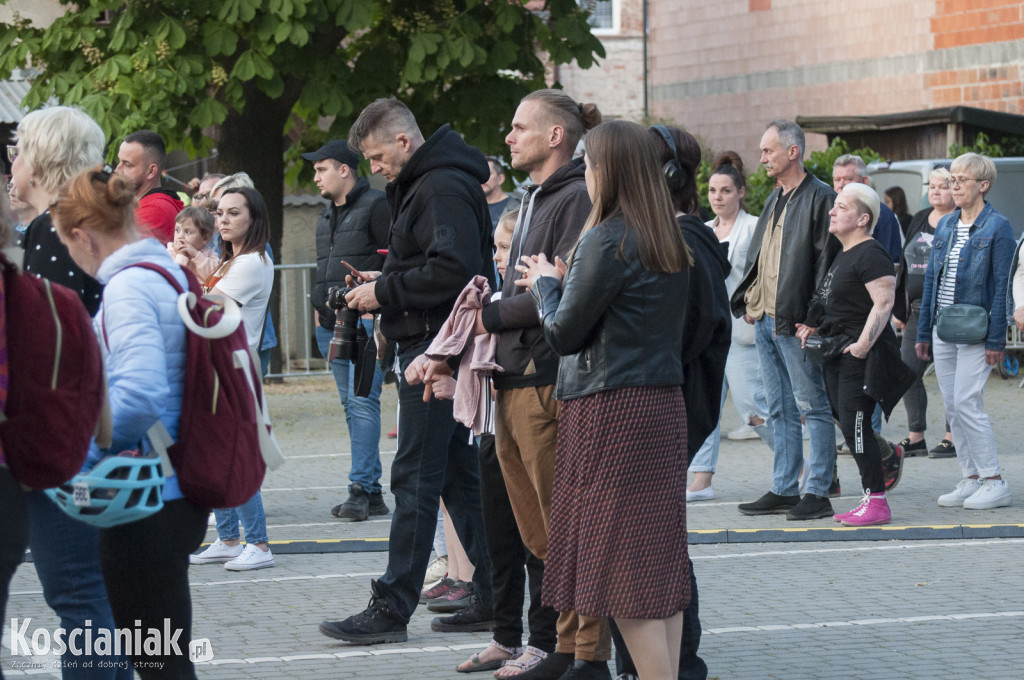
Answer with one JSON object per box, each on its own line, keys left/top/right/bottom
{"left": 687, "top": 153, "right": 773, "bottom": 501}
{"left": 190, "top": 187, "right": 277, "bottom": 570}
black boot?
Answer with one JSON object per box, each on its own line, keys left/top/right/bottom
{"left": 331, "top": 482, "right": 369, "bottom": 521}
{"left": 368, "top": 490, "right": 390, "bottom": 516}
{"left": 319, "top": 579, "right": 408, "bottom": 643}
{"left": 560, "top": 660, "right": 611, "bottom": 679}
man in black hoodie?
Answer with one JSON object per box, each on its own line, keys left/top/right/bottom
{"left": 319, "top": 97, "right": 495, "bottom": 644}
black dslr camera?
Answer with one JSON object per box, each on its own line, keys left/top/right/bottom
{"left": 326, "top": 285, "right": 360, "bottom": 362}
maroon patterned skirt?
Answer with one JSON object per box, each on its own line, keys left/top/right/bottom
{"left": 541, "top": 385, "right": 690, "bottom": 619}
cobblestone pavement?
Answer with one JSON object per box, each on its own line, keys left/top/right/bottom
{"left": 4, "top": 372, "right": 1023, "bottom": 679}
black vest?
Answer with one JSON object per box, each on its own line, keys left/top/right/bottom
{"left": 311, "top": 179, "right": 387, "bottom": 328}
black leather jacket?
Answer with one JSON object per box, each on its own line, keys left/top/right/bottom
{"left": 530, "top": 217, "right": 688, "bottom": 401}
{"left": 730, "top": 173, "right": 839, "bottom": 336}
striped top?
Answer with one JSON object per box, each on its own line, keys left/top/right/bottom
{"left": 936, "top": 220, "right": 972, "bottom": 310}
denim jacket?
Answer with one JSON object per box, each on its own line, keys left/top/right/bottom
{"left": 916, "top": 202, "right": 1014, "bottom": 351}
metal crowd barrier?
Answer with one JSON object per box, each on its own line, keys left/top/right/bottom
{"left": 264, "top": 262, "right": 331, "bottom": 380}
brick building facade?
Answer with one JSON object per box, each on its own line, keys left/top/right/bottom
{"left": 642, "top": 0, "right": 1024, "bottom": 166}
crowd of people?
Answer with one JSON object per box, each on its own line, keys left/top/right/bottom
{"left": 0, "top": 92, "right": 1020, "bottom": 680}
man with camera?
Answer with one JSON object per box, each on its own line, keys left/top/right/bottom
{"left": 303, "top": 140, "right": 391, "bottom": 522}
{"left": 318, "top": 97, "right": 495, "bottom": 644}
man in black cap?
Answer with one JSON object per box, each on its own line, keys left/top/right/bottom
{"left": 303, "top": 139, "right": 391, "bottom": 521}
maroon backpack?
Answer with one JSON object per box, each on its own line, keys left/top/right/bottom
{"left": 0, "top": 252, "right": 104, "bottom": 489}
{"left": 115, "top": 262, "right": 273, "bottom": 509}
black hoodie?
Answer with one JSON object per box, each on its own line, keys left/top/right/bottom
{"left": 372, "top": 125, "right": 495, "bottom": 346}
{"left": 678, "top": 215, "right": 732, "bottom": 460}
{"left": 481, "top": 157, "right": 592, "bottom": 389}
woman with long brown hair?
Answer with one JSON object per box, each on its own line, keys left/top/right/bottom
{"left": 516, "top": 119, "right": 691, "bottom": 680}
{"left": 189, "top": 186, "right": 277, "bottom": 570}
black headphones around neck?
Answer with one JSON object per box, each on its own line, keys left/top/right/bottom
{"left": 652, "top": 124, "right": 685, "bottom": 193}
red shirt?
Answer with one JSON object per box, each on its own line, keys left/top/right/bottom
{"left": 136, "top": 189, "right": 184, "bottom": 244}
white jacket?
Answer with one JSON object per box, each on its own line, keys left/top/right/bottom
{"left": 707, "top": 210, "right": 760, "bottom": 346}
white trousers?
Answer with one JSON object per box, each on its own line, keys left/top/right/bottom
{"left": 931, "top": 330, "right": 1002, "bottom": 478}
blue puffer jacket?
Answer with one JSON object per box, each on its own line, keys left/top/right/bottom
{"left": 88, "top": 238, "right": 187, "bottom": 501}
{"left": 917, "top": 201, "right": 1015, "bottom": 351}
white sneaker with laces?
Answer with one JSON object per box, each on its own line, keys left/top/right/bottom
{"left": 937, "top": 478, "right": 984, "bottom": 507}
{"left": 962, "top": 478, "right": 1012, "bottom": 510}
{"left": 727, "top": 424, "right": 760, "bottom": 441}
{"left": 190, "top": 539, "right": 243, "bottom": 565}
{"left": 224, "top": 544, "right": 275, "bottom": 571}
{"left": 423, "top": 554, "right": 449, "bottom": 587}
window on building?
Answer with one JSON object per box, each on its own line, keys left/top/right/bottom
{"left": 579, "top": 0, "right": 618, "bottom": 34}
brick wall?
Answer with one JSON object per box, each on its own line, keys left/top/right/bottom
{"left": 648, "top": 0, "right": 1024, "bottom": 169}
{"left": 556, "top": 0, "right": 646, "bottom": 121}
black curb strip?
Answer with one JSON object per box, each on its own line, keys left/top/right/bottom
{"left": 26, "top": 525, "right": 1022, "bottom": 562}
{"left": 221, "top": 524, "right": 1024, "bottom": 556}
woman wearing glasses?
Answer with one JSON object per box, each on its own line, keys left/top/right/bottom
{"left": 916, "top": 153, "right": 1015, "bottom": 510}
{"left": 8, "top": 106, "right": 131, "bottom": 680}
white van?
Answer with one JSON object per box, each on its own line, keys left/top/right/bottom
{"left": 867, "top": 157, "right": 1024, "bottom": 238}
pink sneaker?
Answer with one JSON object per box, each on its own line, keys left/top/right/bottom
{"left": 833, "top": 492, "right": 870, "bottom": 522}
{"left": 840, "top": 493, "right": 891, "bottom": 526}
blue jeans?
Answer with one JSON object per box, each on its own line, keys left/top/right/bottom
{"left": 755, "top": 316, "right": 835, "bottom": 497}
{"left": 214, "top": 491, "right": 269, "bottom": 545}
{"left": 25, "top": 491, "right": 133, "bottom": 680}
{"left": 376, "top": 341, "right": 492, "bottom": 621}
{"left": 315, "top": 322, "right": 385, "bottom": 494}
{"left": 690, "top": 342, "right": 773, "bottom": 473}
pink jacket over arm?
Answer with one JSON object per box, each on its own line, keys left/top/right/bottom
{"left": 424, "top": 275, "right": 502, "bottom": 434}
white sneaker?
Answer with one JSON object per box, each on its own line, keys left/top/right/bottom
{"left": 423, "top": 554, "right": 449, "bottom": 587}
{"left": 727, "top": 424, "right": 760, "bottom": 441}
{"left": 190, "top": 539, "right": 243, "bottom": 565}
{"left": 686, "top": 486, "right": 714, "bottom": 502}
{"left": 963, "top": 479, "right": 1013, "bottom": 510}
{"left": 224, "top": 544, "right": 275, "bottom": 571}
{"left": 937, "top": 478, "right": 984, "bottom": 507}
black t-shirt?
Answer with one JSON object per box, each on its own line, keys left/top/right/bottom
{"left": 902, "top": 208, "right": 936, "bottom": 304}
{"left": 21, "top": 212, "right": 103, "bottom": 316}
{"left": 812, "top": 239, "right": 894, "bottom": 337}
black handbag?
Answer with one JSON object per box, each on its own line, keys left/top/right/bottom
{"left": 803, "top": 333, "right": 854, "bottom": 363}
{"left": 934, "top": 303, "right": 989, "bottom": 344}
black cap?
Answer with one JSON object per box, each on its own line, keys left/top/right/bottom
{"left": 301, "top": 140, "right": 359, "bottom": 169}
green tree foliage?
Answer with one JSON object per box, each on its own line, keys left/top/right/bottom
{"left": 0, "top": 0, "right": 603, "bottom": 197}
{"left": 0, "top": 0, "right": 603, "bottom": 373}
{"left": 949, "top": 131, "right": 1024, "bottom": 158}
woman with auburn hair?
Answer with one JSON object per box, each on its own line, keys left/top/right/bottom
{"left": 190, "top": 186, "right": 277, "bottom": 570}
{"left": 516, "top": 119, "right": 691, "bottom": 680}
{"left": 51, "top": 165, "right": 208, "bottom": 679}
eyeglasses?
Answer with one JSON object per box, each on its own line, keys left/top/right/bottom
{"left": 950, "top": 176, "right": 979, "bottom": 187}
{"left": 7, "top": 145, "right": 18, "bottom": 163}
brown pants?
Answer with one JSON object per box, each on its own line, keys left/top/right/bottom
{"left": 495, "top": 385, "right": 610, "bottom": 661}
{"left": 494, "top": 385, "right": 559, "bottom": 560}
{"left": 556, "top": 611, "right": 612, "bottom": 661}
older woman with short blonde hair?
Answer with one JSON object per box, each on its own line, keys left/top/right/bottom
{"left": 916, "top": 153, "right": 1015, "bottom": 510}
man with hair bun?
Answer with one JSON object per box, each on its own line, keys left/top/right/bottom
{"left": 116, "top": 129, "right": 183, "bottom": 244}
{"left": 459, "top": 89, "right": 609, "bottom": 680}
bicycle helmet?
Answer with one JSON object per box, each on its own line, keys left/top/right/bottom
{"left": 46, "top": 451, "right": 165, "bottom": 528}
